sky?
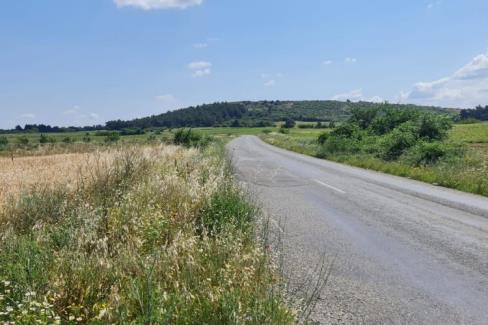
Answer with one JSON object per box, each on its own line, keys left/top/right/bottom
{"left": 1, "top": 0, "right": 488, "bottom": 129}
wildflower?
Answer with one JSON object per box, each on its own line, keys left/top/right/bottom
{"left": 69, "top": 315, "right": 75, "bottom": 321}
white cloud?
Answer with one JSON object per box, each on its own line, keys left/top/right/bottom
{"left": 193, "top": 43, "right": 208, "bottom": 49}
{"left": 345, "top": 57, "right": 357, "bottom": 64}
{"left": 188, "top": 61, "right": 212, "bottom": 77}
{"left": 427, "top": 1, "right": 442, "bottom": 9}
{"left": 402, "top": 52, "right": 488, "bottom": 107}
{"left": 322, "top": 60, "right": 333, "bottom": 66}
{"left": 88, "top": 113, "right": 100, "bottom": 120}
{"left": 114, "top": 0, "right": 203, "bottom": 10}
{"left": 264, "top": 80, "right": 276, "bottom": 87}
{"left": 332, "top": 89, "right": 383, "bottom": 102}
{"left": 155, "top": 94, "right": 177, "bottom": 102}
{"left": 20, "top": 113, "right": 36, "bottom": 119}
{"left": 332, "top": 89, "right": 363, "bottom": 101}
{"left": 64, "top": 106, "right": 80, "bottom": 115}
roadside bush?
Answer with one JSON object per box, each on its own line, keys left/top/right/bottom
{"left": 330, "top": 123, "right": 361, "bottom": 139}
{"left": 317, "top": 132, "right": 329, "bottom": 145}
{"left": 370, "top": 108, "right": 419, "bottom": 135}
{"left": 403, "top": 141, "right": 464, "bottom": 166}
{"left": 200, "top": 183, "right": 256, "bottom": 235}
{"left": 349, "top": 107, "right": 378, "bottom": 129}
{"left": 380, "top": 123, "right": 418, "bottom": 160}
{"left": 278, "top": 128, "right": 290, "bottom": 134}
{"left": 417, "top": 113, "right": 452, "bottom": 141}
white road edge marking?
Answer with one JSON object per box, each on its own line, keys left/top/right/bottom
{"left": 314, "top": 180, "right": 346, "bottom": 194}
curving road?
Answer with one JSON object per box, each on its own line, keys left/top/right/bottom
{"left": 228, "top": 136, "right": 488, "bottom": 324}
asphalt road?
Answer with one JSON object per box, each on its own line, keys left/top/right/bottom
{"left": 228, "top": 136, "right": 488, "bottom": 325}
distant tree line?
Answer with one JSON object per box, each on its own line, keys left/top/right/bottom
{"left": 1, "top": 100, "right": 459, "bottom": 133}
{"left": 460, "top": 105, "right": 488, "bottom": 121}
{"left": 0, "top": 124, "right": 104, "bottom": 134}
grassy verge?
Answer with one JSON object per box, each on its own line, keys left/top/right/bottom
{"left": 261, "top": 122, "right": 488, "bottom": 197}
{"left": 0, "top": 142, "right": 294, "bottom": 323}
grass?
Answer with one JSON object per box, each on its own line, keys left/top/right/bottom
{"left": 261, "top": 122, "right": 488, "bottom": 197}
{"left": 0, "top": 142, "right": 295, "bottom": 323}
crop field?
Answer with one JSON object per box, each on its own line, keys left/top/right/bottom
{"left": 0, "top": 142, "right": 294, "bottom": 323}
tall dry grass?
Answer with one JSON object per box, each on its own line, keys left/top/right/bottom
{"left": 0, "top": 143, "right": 294, "bottom": 324}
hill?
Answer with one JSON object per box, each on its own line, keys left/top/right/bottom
{"left": 105, "top": 100, "right": 459, "bottom": 130}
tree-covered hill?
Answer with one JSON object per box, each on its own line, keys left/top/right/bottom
{"left": 105, "top": 100, "right": 459, "bottom": 130}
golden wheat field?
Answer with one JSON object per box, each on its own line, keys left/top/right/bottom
{"left": 0, "top": 145, "right": 189, "bottom": 210}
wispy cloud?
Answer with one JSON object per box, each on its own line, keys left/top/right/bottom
{"left": 401, "top": 52, "right": 488, "bottom": 107}
{"left": 345, "top": 57, "right": 357, "bottom": 64}
{"left": 322, "top": 60, "right": 333, "bottom": 66}
{"left": 188, "top": 61, "right": 212, "bottom": 77}
{"left": 114, "top": 0, "right": 203, "bottom": 10}
{"left": 20, "top": 113, "right": 36, "bottom": 119}
{"left": 332, "top": 88, "right": 383, "bottom": 102}
{"left": 427, "top": 1, "right": 442, "bottom": 9}
{"left": 264, "top": 80, "right": 276, "bottom": 87}
{"left": 193, "top": 42, "right": 208, "bottom": 49}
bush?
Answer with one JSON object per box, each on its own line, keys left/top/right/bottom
{"left": 62, "top": 136, "right": 73, "bottom": 144}
{"left": 105, "top": 132, "right": 120, "bottom": 143}
{"left": 349, "top": 107, "right": 378, "bottom": 129}
{"left": 380, "top": 123, "right": 418, "bottom": 160}
{"left": 403, "top": 142, "right": 464, "bottom": 166}
{"left": 200, "top": 183, "right": 255, "bottom": 235}
{"left": 330, "top": 123, "right": 361, "bottom": 139}
{"left": 417, "top": 113, "right": 452, "bottom": 141}
{"left": 278, "top": 128, "right": 290, "bottom": 134}
{"left": 173, "top": 129, "right": 211, "bottom": 148}
{"left": 0, "top": 136, "right": 8, "bottom": 147}
{"left": 261, "top": 129, "right": 272, "bottom": 134}
{"left": 282, "top": 118, "right": 296, "bottom": 129}
{"left": 17, "top": 136, "right": 29, "bottom": 145}
{"left": 370, "top": 108, "right": 419, "bottom": 135}
{"left": 317, "top": 132, "right": 329, "bottom": 145}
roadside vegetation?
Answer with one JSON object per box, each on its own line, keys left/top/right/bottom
{"left": 0, "top": 140, "right": 295, "bottom": 323}
{"left": 262, "top": 107, "right": 488, "bottom": 197}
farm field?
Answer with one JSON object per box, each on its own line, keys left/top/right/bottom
{"left": 0, "top": 141, "right": 294, "bottom": 323}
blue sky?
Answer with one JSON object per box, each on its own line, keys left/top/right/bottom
{"left": 1, "top": 0, "right": 488, "bottom": 128}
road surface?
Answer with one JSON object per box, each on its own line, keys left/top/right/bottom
{"left": 228, "top": 136, "right": 488, "bottom": 324}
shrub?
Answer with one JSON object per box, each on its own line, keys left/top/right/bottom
{"left": 278, "top": 128, "right": 290, "bottom": 134}
{"left": 417, "top": 113, "right": 452, "bottom": 141}
{"left": 104, "top": 132, "right": 120, "bottom": 143}
{"left": 370, "top": 108, "right": 419, "bottom": 135}
{"left": 349, "top": 107, "right": 378, "bottom": 129}
{"left": 17, "top": 136, "right": 29, "bottom": 145}
{"left": 330, "top": 123, "right": 361, "bottom": 139}
{"left": 317, "top": 132, "right": 329, "bottom": 145}
{"left": 261, "top": 129, "right": 272, "bottom": 134}
{"left": 62, "top": 137, "right": 73, "bottom": 144}
{"left": 82, "top": 133, "right": 91, "bottom": 143}
{"left": 173, "top": 129, "right": 211, "bottom": 148}
{"left": 0, "top": 136, "right": 8, "bottom": 147}
{"left": 282, "top": 118, "right": 296, "bottom": 129}
{"left": 380, "top": 123, "right": 418, "bottom": 160}
{"left": 200, "top": 183, "right": 255, "bottom": 235}
{"left": 403, "top": 141, "right": 464, "bottom": 166}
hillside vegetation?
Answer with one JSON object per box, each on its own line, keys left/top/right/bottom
{"left": 104, "top": 101, "right": 458, "bottom": 129}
